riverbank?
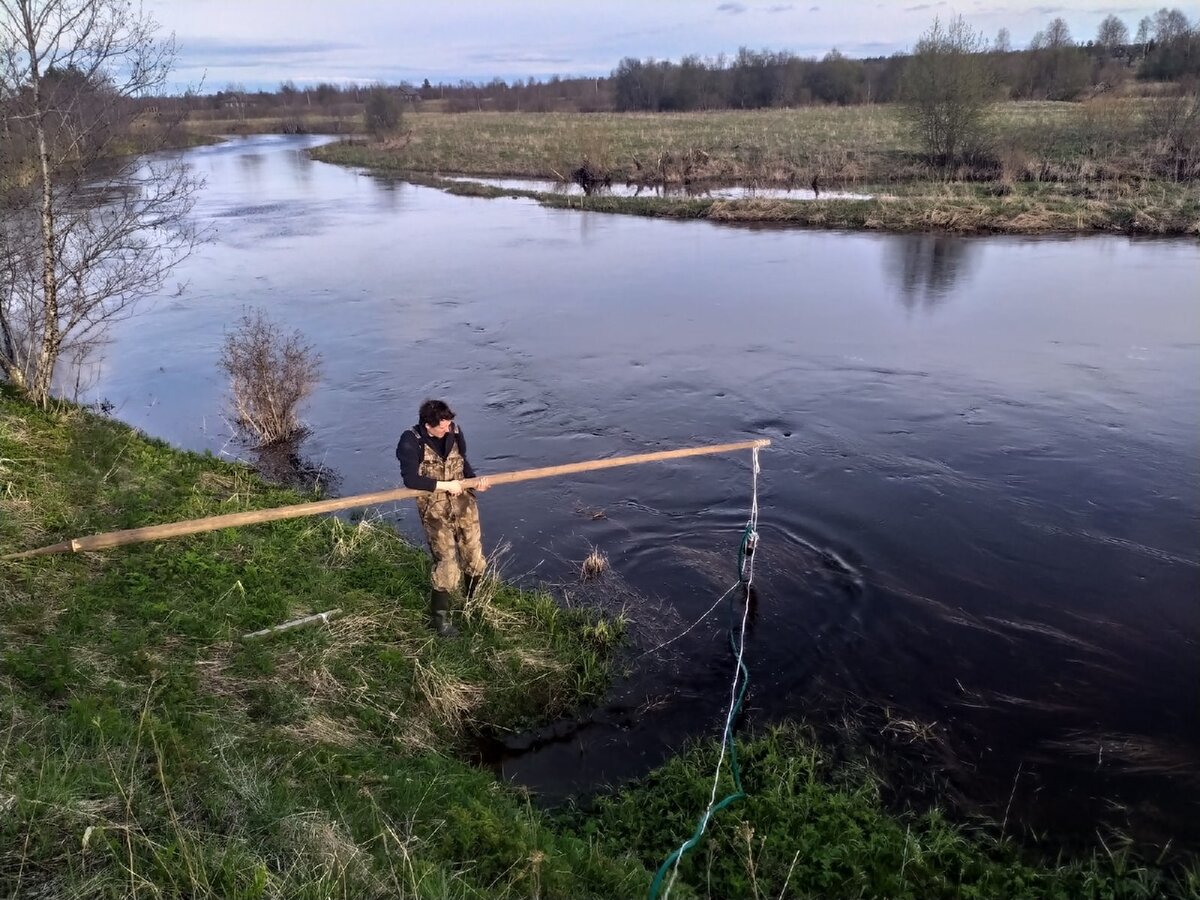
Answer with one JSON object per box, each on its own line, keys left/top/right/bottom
{"left": 0, "top": 387, "right": 635, "bottom": 896}
{"left": 2, "top": 388, "right": 1195, "bottom": 896}
{"left": 306, "top": 107, "right": 1200, "bottom": 235}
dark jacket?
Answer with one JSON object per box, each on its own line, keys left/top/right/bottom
{"left": 396, "top": 423, "right": 477, "bottom": 491}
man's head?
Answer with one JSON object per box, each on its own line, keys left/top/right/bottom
{"left": 419, "top": 399, "right": 455, "bottom": 438}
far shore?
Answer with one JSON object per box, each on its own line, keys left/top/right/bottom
{"left": 269, "top": 107, "right": 1200, "bottom": 236}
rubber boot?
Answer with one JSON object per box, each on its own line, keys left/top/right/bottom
{"left": 430, "top": 589, "right": 459, "bottom": 638}
{"left": 465, "top": 574, "right": 483, "bottom": 600}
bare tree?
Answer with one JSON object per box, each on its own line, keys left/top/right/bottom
{"left": 220, "top": 309, "right": 321, "bottom": 447}
{"left": 1153, "top": 7, "right": 1191, "bottom": 44}
{"left": 902, "top": 16, "right": 995, "bottom": 165}
{"left": 1045, "top": 17, "right": 1074, "bottom": 49}
{"left": 994, "top": 27, "right": 1012, "bottom": 53}
{"left": 1025, "top": 16, "right": 1090, "bottom": 99}
{"left": 1136, "top": 16, "right": 1153, "bottom": 52}
{"left": 1145, "top": 78, "right": 1200, "bottom": 181}
{"left": 0, "top": 0, "right": 200, "bottom": 407}
{"left": 1096, "top": 15, "right": 1130, "bottom": 49}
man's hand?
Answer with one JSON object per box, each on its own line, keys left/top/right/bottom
{"left": 438, "top": 479, "right": 464, "bottom": 496}
{"left": 474, "top": 476, "right": 491, "bottom": 493}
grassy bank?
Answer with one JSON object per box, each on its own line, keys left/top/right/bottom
{"left": 307, "top": 107, "right": 1200, "bottom": 234}
{"left": 0, "top": 387, "right": 637, "bottom": 897}
{"left": 579, "top": 725, "right": 1199, "bottom": 899}
{"left": 0, "top": 123, "right": 215, "bottom": 195}
{"left": 2, "top": 389, "right": 1195, "bottom": 897}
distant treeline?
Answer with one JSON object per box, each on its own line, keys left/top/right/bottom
{"left": 179, "top": 8, "right": 1198, "bottom": 117}
{"left": 607, "top": 9, "right": 1198, "bottom": 110}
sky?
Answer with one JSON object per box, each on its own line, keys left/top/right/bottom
{"left": 146, "top": 0, "right": 1200, "bottom": 90}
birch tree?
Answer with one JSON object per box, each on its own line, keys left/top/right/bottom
{"left": 0, "top": 0, "right": 200, "bottom": 406}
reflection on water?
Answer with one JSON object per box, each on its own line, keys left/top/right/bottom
{"left": 886, "top": 234, "right": 979, "bottom": 311}
{"left": 441, "top": 174, "right": 874, "bottom": 201}
{"left": 248, "top": 435, "right": 340, "bottom": 494}
{"left": 87, "top": 135, "right": 1200, "bottom": 853}
{"left": 285, "top": 145, "right": 314, "bottom": 185}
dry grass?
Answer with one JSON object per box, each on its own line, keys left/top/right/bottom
{"left": 580, "top": 546, "right": 608, "bottom": 582}
{"left": 1046, "top": 732, "right": 1200, "bottom": 780}
{"left": 194, "top": 469, "right": 239, "bottom": 494}
{"left": 317, "top": 102, "right": 1178, "bottom": 186}
{"left": 283, "top": 812, "right": 369, "bottom": 871}
{"left": 413, "top": 659, "right": 485, "bottom": 731}
{"left": 0, "top": 486, "right": 37, "bottom": 534}
{"left": 184, "top": 114, "right": 363, "bottom": 136}
{"left": 193, "top": 464, "right": 261, "bottom": 510}
{"left": 193, "top": 652, "right": 241, "bottom": 700}
{"left": 463, "top": 571, "right": 525, "bottom": 631}
{"left": 879, "top": 708, "right": 940, "bottom": 744}
{"left": 282, "top": 714, "right": 364, "bottom": 749}
{"left": 513, "top": 649, "right": 567, "bottom": 675}
{"left": 322, "top": 108, "right": 910, "bottom": 185}
{"left": 392, "top": 717, "right": 439, "bottom": 754}
{"left": 1, "top": 418, "right": 50, "bottom": 540}
{"left": 310, "top": 103, "right": 1199, "bottom": 234}
{"left": 325, "top": 611, "right": 389, "bottom": 645}
{"left": 327, "top": 516, "right": 385, "bottom": 566}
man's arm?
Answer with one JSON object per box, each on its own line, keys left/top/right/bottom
{"left": 456, "top": 427, "right": 490, "bottom": 491}
{"left": 397, "top": 432, "right": 439, "bottom": 491}
{"left": 456, "top": 428, "right": 476, "bottom": 480}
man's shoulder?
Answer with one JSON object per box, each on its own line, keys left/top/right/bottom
{"left": 398, "top": 428, "right": 422, "bottom": 449}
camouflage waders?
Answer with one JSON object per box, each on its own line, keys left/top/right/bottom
{"left": 415, "top": 427, "right": 487, "bottom": 595}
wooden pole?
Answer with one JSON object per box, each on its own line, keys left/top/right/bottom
{"left": 242, "top": 608, "right": 342, "bottom": 640}
{"left": 3, "top": 439, "right": 770, "bottom": 561}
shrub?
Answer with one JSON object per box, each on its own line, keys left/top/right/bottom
{"left": 219, "top": 308, "right": 321, "bottom": 446}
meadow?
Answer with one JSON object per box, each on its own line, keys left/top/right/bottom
{"left": 303, "top": 105, "right": 1199, "bottom": 234}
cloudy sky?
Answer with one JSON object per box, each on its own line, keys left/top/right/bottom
{"left": 147, "top": 0, "right": 1198, "bottom": 89}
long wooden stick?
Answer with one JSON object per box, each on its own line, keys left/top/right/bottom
{"left": 242, "top": 608, "right": 342, "bottom": 640}
{"left": 3, "top": 439, "right": 770, "bottom": 561}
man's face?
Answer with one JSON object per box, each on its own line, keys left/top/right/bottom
{"left": 427, "top": 418, "right": 453, "bottom": 438}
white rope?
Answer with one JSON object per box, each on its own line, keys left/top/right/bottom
{"left": 636, "top": 580, "right": 742, "bottom": 661}
{"left": 663, "top": 446, "right": 761, "bottom": 899}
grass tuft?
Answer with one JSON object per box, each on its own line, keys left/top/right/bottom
{"left": 580, "top": 546, "right": 608, "bottom": 582}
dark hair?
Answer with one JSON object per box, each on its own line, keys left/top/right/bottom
{"left": 418, "top": 399, "right": 455, "bottom": 426}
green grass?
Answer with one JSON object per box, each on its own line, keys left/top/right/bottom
{"left": 0, "top": 387, "right": 638, "bottom": 897}
{"left": 2, "top": 386, "right": 1195, "bottom": 897}
{"left": 307, "top": 106, "right": 1200, "bottom": 235}
{"left": 575, "top": 724, "right": 1200, "bottom": 899}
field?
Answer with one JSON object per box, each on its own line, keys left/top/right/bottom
{"left": 303, "top": 105, "right": 1200, "bottom": 234}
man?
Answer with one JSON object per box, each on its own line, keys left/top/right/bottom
{"left": 397, "top": 399, "right": 491, "bottom": 637}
